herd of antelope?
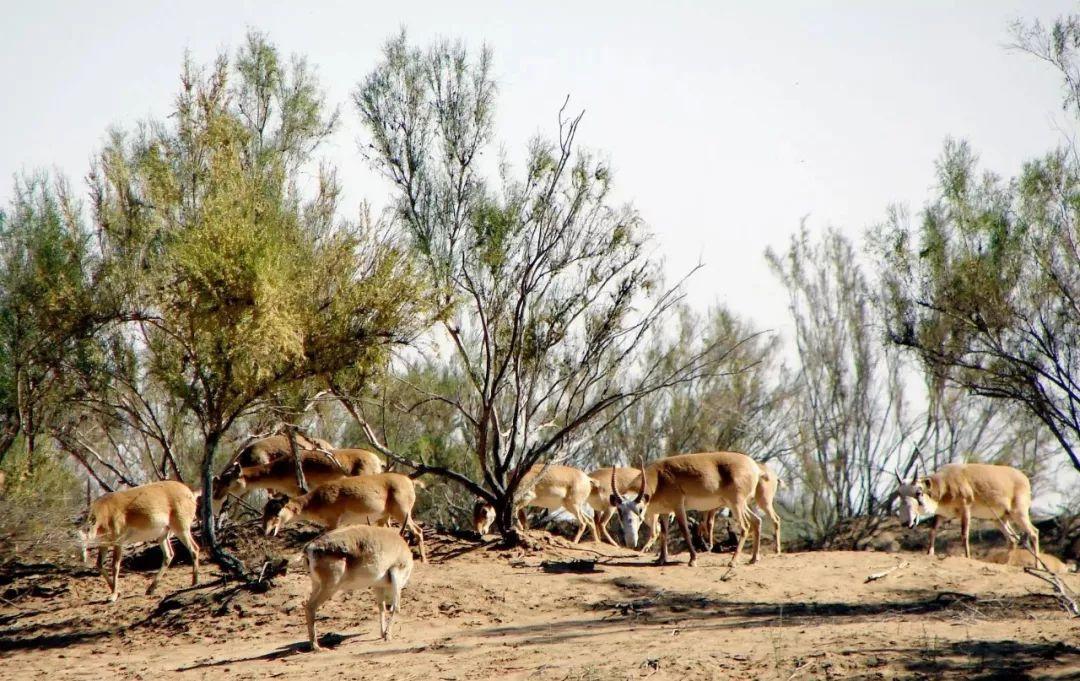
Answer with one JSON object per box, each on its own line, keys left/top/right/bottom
{"left": 77, "top": 436, "right": 1042, "bottom": 652}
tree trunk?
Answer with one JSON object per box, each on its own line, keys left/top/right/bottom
{"left": 285, "top": 425, "right": 309, "bottom": 494}
{"left": 199, "top": 430, "right": 248, "bottom": 581}
{"left": 494, "top": 492, "right": 523, "bottom": 546}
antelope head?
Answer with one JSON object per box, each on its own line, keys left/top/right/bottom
{"left": 894, "top": 465, "right": 936, "bottom": 527}
{"left": 609, "top": 459, "right": 650, "bottom": 548}
{"left": 261, "top": 494, "right": 295, "bottom": 537}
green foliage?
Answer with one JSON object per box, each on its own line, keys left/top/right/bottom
{"left": 90, "top": 33, "right": 427, "bottom": 440}
{"left": 0, "top": 438, "right": 82, "bottom": 562}
{"left": 353, "top": 32, "right": 731, "bottom": 536}
{"left": 70, "top": 32, "right": 432, "bottom": 563}
{"left": 874, "top": 137, "right": 1080, "bottom": 472}
{"left": 0, "top": 173, "right": 99, "bottom": 465}
{"left": 768, "top": 225, "right": 906, "bottom": 535}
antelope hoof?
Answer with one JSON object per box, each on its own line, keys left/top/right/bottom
{"left": 749, "top": 556, "right": 760, "bottom": 565}
{"left": 687, "top": 557, "right": 698, "bottom": 567}
{"left": 107, "top": 593, "right": 119, "bottom": 604}
{"left": 309, "top": 642, "right": 323, "bottom": 653}
{"left": 145, "top": 583, "right": 158, "bottom": 596}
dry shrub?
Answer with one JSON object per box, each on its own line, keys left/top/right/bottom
{"left": 0, "top": 446, "right": 83, "bottom": 564}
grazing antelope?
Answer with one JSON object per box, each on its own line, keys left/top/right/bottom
{"left": 304, "top": 525, "right": 414, "bottom": 651}
{"left": 514, "top": 464, "right": 601, "bottom": 543}
{"left": 473, "top": 500, "right": 496, "bottom": 536}
{"left": 263, "top": 473, "right": 427, "bottom": 563}
{"left": 213, "top": 449, "right": 383, "bottom": 509}
{"left": 610, "top": 452, "right": 763, "bottom": 567}
{"left": 895, "top": 462, "right": 1039, "bottom": 559}
{"left": 78, "top": 480, "right": 200, "bottom": 603}
{"left": 587, "top": 466, "right": 649, "bottom": 546}
{"left": 231, "top": 433, "right": 336, "bottom": 468}
{"left": 696, "top": 460, "right": 783, "bottom": 555}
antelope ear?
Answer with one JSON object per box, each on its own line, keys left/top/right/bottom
{"left": 609, "top": 493, "right": 622, "bottom": 507}
{"left": 641, "top": 493, "right": 651, "bottom": 504}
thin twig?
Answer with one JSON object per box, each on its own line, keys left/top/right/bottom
{"left": 865, "top": 560, "right": 909, "bottom": 583}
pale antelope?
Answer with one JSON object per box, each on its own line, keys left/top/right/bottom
{"left": 303, "top": 525, "right": 414, "bottom": 651}
{"left": 610, "top": 452, "right": 763, "bottom": 567}
{"left": 263, "top": 473, "right": 426, "bottom": 563}
{"left": 230, "top": 433, "right": 336, "bottom": 468}
{"left": 473, "top": 499, "right": 496, "bottom": 536}
{"left": 78, "top": 480, "right": 200, "bottom": 602}
{"left": 587, "top": 466, "right": 649, "bottom": 546}
{"left": 514, "top": 464, "right": 601, "bottom": 543}
{"left": 213, "top": 449, "right": 383, "bottom": 510}
{"left": 696, "top": 460, "right": 783, "bottom": 555}
{"left": 895, "top": 462, "right": 1039, "bottom": 559}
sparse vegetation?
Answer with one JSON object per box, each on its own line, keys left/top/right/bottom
{"left": 1, "top": 7, "right": 1080, "bottom": 680}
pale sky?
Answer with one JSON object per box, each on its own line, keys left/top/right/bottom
{"left": 2, "top": 1, "right": 1074, "bottom": 338}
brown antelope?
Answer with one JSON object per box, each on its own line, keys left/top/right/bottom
{"left": 473, "top": 499, "right": 496, "bottom": 536}
{"left": 304, "top": 525, "right": 414, "bottom": 651}
{"left": 587, "top": 466, "right": 649, "bottom": 546}
{"left": 610, "top": 452, "right": 763, "bottom": 567}
{"left": 263, "top": 473, "right": 427, "bottom": 563}
{"left": 895, "top": 462, "right": 1039, "bottom": 559}
{"left": 696, "top": 460, "right": 783, "bottom": 555}
{"left": 78, "top": 480, "right": 200, "bottom": 602}
{"left": 213, "top": 449, "right": 383, "bottom": 509}
{"left": 230, "top": 433, "right": 336, "bottom": 467}
{"left": 513, "top": 464, "right": 601, "bottom": 543}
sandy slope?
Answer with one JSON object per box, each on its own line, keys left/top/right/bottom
{"left": 2, "top": 533, "right": 1078, "bottom": 680}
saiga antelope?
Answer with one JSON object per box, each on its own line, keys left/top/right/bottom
{"left": 695, "top": 460, "right": 783, "bottom": 555}
{"left": 895, "top": 462, "right": 1039, "bottom": 559}
{"left": 513, "top": 464, "right": 601, "bottom": 543}
{"left": 587, "top": 466, "right": 649, "bottom": 546}
{"left": 263, "top": 473, "right": 427, "bottom": 562}
{"left": 213, "top": 449, "right": 383, "bottom": 510}
{"left": 472, "top": 499, "right": 496, "bottom": 536}
{"left": 78, "top": 480, "right": 200, "bottom": 602}
{"left": 304, "top": 525, "right": 414, "bottom": 651}
{"left": 610, "top": 452, "right": 763, "bottom": 566}
{"left": 229, "top": 433, "right": 337, "bottom": 468}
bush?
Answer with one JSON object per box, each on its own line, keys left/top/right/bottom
{"left": 0, "top": 442, "right": 83, "bottom": 563}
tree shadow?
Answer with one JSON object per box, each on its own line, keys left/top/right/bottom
{"left": 0, "top": 621, "right": 112, "bottom": 656}
{"left": 858, "top": 639, "right": 1080, "bottom": 680}
{"left": 592, "top": 577, "right": 1065, "bottom": 628}
{"left": 460, "top": 575, "right": 1073, "bottom": 650}
{"left": 427, "top": 538, "right": 494, "bottom": 564}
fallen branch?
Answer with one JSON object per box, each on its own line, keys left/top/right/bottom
{"left": 787, "top": 661, "right": 815, "bottom": 681}
{"left": 865, "top": 561, "right": 909, "bottom": 583}
{"left": 1004, "top": 509, "right": 1080, "bottom": 618}
{"left": 1023, "top": 566, "right": 1080, "bottom": 617}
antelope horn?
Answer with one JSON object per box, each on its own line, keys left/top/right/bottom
{"left": 894, "top": 466, "right": 904, "bottom": 486}
{"left": 633, "top": 457, "right": 648, "bottom": 504}
{"left": 610, "top": 466, "right": 623, "bottom": 503}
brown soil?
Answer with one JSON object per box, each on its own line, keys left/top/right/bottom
{"left": 1, "top": 532, "right": 1078, "bottom": 680}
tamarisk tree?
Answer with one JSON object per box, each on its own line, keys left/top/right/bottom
{"left": 89, "top": 33, "right": 427, "bottom": 570}
{"left": 349, "top": 34, "right": 748, "bottom": 537}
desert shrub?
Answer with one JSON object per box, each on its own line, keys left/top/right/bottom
{"left": 0, "top": 441, "right": 83, "bottom": 563}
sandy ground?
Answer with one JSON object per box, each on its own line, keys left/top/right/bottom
{"left": 2, "top": 532, "right": 1079, "bottom": 680}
